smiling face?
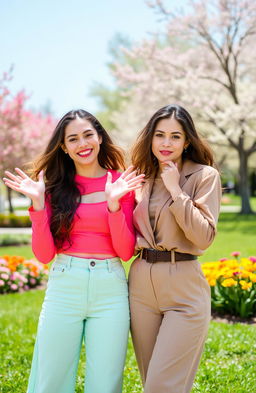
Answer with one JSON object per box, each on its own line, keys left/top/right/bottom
{"left": 151, "top": 116, "right": 188, "bottom": 170}
{"left": 62, "top": 116, "right": 102, "bottom": 173}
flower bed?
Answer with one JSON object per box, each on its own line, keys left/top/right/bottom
{"left": 202, "top": 252, "right": 256, "bottom": 318}
{"left": 0, "top": 255, "right": 48, "bottom": 294}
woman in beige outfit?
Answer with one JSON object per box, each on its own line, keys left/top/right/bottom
{"left": 129, "top": 104, "right": 222, "bottom": 393}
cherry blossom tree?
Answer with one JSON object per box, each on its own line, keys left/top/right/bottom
{"left": 112, "top": 0, "right": 256, "bottom": 213}
{"left": 0, "top": 71, "right": 56, "bottom": 212}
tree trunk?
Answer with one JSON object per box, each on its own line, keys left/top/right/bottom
{"left": 6, "top": 186, "right": 14, "bottom": 214}
{"left": 238, "top": 149, "right": 254, "bottom": 214}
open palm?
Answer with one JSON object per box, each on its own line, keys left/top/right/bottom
{"left": 3, "top": 168, "right": 45, "bottom": 202}
{"left": 105, "top": 166, "right": 145, "bottom": 202}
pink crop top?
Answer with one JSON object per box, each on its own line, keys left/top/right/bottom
{"left": 29, "top": 170, "right": 135, "bottom": 263}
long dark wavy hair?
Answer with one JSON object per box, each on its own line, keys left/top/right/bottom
{"left": 31, "top": 109, "right": 125, "bottom": 249}
{"left": 131, "top": 104, "right": 215, "bottom": 179}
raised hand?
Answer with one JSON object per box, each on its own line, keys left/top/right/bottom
{"left": 160, "top": 161, "right": 182, "bottom": 200}
{"left": 3, "top": 168, "right": 45, "bottom": 211}
{"left": 105, "top": 166, "right": 145, "bottom": 212}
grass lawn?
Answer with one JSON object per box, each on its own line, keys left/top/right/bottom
{"left": 0, "top": 245, "right": 33, "bottom": 259}
{"left": 222, "top": 194, "right": 256, "bottom": 210}
{"left": 0, "top": 290, "right": 255, "bottom": 393}
{"left": 199, "top": 213, "right": 256, "bottom": 262}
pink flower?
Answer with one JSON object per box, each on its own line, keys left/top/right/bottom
{"left": 233, "top": 272, "right": 240, "bottom": 276}
{"left": 219, "top": 258, "right": 228, "bottom": 262}
{"left": 0, "top": 266, "right": 10, "bottom": 273}
{"left": 231, "top": 251, "right": 241, "bottom": 257}
{"left": 249, "top": 256, "right": 256, "bottom": 263}
{"left": 1, "top": 273, "right": 9, "bottom": 280}
{"left": 0, "top": 279, "right": 5, "bottom": 286}
{"left": 10, "top": 284, "right": 18, "bottom": 290}
{"left": 30, "top": 278, "right": 36, "bottom": 285}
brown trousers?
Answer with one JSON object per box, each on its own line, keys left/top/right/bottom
{"left": 128, "top": 257, "right": 211, "bottom": 393}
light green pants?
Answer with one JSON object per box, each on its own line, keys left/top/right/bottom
{"left": 27, "top": 254, "right": 130, "bottom": 393}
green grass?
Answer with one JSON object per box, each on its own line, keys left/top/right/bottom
{"left": 0, "top": 245, "right": 33, "bottom": 259}
{"left": 222, "top": 194, "right": 256, "bottom": 210}
{"left": 0, "top": 290, "right": 255, "bottom": 393}
{"left": 199, "top": 213, "right": 256, "bottom": 262}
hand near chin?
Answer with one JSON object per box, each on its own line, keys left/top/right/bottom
{"left": 160, "top": 161, "right": 182, "bottom": 200}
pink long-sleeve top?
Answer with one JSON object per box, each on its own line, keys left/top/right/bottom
{"left": 29, "top": 170, "right": 135, "bottom": 264}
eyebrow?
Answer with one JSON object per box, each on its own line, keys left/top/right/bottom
{"left": 154, "top": 130, "right": 183, "bottom": 134}
{"left": 66, "top": 129, "right": 94, "bottom": 138}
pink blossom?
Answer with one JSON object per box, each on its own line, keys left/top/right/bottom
{"left": 10, "top": 272, "right": 19, "bottom": 280}
{"left": 30, "top": 278, "right": 36, "bottom": 285}
{"left": 249, "top": 256, "right": 256, "bottom": 263}
{"left": 0, "top": 279, "right": 5, "bottom": 286}
{"left": 219, "top": 258, "right": 228, "bottom": 262}
{"left": 10, "top": 284, "right": 18, "bottom": 290}
{"left": 0, "top": 273, "right": 9, "bottom": 280}
{"left": 19, "top": 276, "right": 28, "bottom": 283}
{"left": 0, "top": 266, "right": 10, "bottom": 273}
{"left": 231, "top": 252, "right": 241, "bottom": 257}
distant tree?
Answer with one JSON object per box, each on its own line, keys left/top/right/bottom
{"left": 90, "top": 34, "right": 139, "bottom": 137}
{"left": 112, "top": 0, "right": 256, "bottom": 213}
{"left": 0, "top": 71, "right": 56, "bottom": 213}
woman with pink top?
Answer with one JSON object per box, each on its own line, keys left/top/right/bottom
{"left": 3, "top": 109, "right": 144, "bottom": 393}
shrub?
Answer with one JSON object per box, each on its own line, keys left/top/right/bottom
{"left": 0, "top": 234, "right": 31, "bottom": 246}
{"left": 202, "top": 253, "right": 256, "bottom": 318}
{"left": 0, "top": 255, "right": 48, "bottom": 294}
{"left": 0, "top": 214, "right": 31, "bottom": 227}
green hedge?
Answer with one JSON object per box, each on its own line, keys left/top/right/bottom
{"left": 0, "top": 234, "right": 31, "bottom": 246}
{"left": 0, "top": 214, "right": 31, "bottom": 227}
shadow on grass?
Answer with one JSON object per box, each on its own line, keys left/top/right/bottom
{"left": 218, "top": 213, "right": 256, "bottom": 234}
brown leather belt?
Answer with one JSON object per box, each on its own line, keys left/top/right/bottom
{"left": 142, "top": 248, "right": 197, "bottom": 263}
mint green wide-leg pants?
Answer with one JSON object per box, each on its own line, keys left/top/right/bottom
{"left": 27, "top": 254, "right": 130, "bottom": 393}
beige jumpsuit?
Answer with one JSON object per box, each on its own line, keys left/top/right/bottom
{"left": 129, "top": 160, "right": 222, "bottom": 393}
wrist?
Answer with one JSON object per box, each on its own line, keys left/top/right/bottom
{"left": 32, "top": 196, "right": 45, "bottom": 211}
{"left": 170, "top": 186, "right": 182, "bottom": 201}
{"left": 107, "top": 200, "right": 120, "bottom": 213}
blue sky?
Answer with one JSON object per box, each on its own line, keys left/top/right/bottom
{"left": 1, "top": 0, "right": 169, "bottom": 118}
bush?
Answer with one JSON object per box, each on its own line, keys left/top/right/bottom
{"left": 0, "top": 255, "right": 48, "bottom": 294}
{"left": 0, "top": 214, "right": 31, "bottom": 227}
{"left": 202, "top": 253, "right": 256, "bottom": 318}
{"left": 0, "top": 234, "right": 31, "bottom": 246}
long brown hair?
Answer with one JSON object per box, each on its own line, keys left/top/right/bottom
{"left": 31, "top": 109, "right": 125, "bottom": 249}
{"left": 131, "top": 104, "right": 215, "bottom": 179}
